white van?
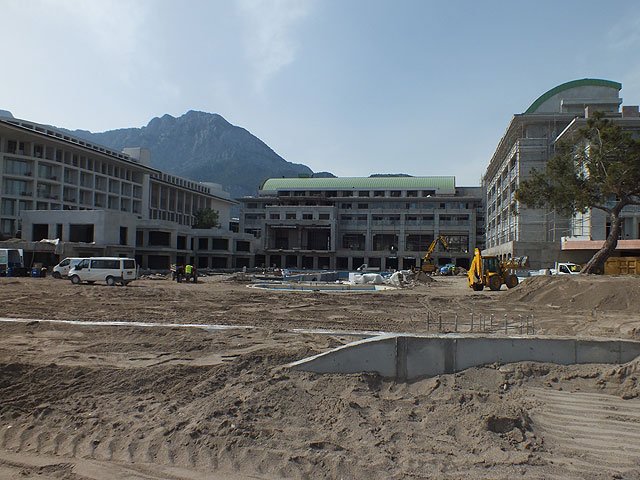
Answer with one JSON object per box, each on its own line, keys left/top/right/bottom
{"left": 69, "top": 257, "right": 138, "bottom": 286}
{"left": 52, "top": 257, "right": 84, "bottom": 279}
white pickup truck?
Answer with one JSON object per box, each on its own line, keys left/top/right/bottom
{"left": 551, "top": 262, "right": 581, "bottom": 275}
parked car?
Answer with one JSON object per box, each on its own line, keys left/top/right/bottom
{"left": 68, "top": 257, "right": 138, "bottom": 286}
{"left": 52, "top": 257, "right": 84, "bottom": 279}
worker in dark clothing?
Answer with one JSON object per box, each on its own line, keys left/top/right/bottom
{"left": 176, "top": 265, "right": 184, "bottom": 283}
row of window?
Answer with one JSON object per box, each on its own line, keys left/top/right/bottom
{"left": 138, "top": 230, "right": 250, "bottom": 252}
{"left": 149, "top": 183, "right": 216, "bottom": 214}
{"left": 247, "top": 212, "right": 472, "bottom": 222}
{"left": 341, "top": 234, "right": 471, "bottom": 252}
{"left": 149, "top": 209, "right": 193, "bottom": 225}
{"left": 277, "top": 189, "right": 437, "bottom": 198}
{"left": 245, "top": 201, "right": 477, "bottom": 210}
{"left": 1, "top": 139, "right": 143, "bottom": 182}
{"left": 3, "top": 160, "right": 143, "bottom": 198}
{"left": 152, "top": 172, "right": 210, "bottom": 194}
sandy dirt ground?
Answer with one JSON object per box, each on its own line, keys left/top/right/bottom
{"left": 0, "top": 274, "right": 640, "bottom": 479}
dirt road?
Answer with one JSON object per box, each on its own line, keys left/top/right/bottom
{"left": 0, "top": 274, "right": 639, "bottom": 479}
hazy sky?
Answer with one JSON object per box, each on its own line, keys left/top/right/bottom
{"left": 2, "top": 0, "right": 640, "bottom": 186}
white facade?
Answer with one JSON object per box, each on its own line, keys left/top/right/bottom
{"left": 240, "top": 177, "right": 484, "bottom": 271}
{"left": 0, "top": 113, "right": 256, "bottom": 269}
{"left": 483, "top": 78, "right": 624, "bottom": 268}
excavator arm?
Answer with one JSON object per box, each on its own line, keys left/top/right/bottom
{"left": 422, "top": 236, "right": 448, "bottom": 262}
{"left": 420, "top": 236, "right": 449, "bottom": 274}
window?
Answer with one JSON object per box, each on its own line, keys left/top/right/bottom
{"left": 358, "top": 191, "right": 370, "bottom": 197}
{"left": 269, "top": 213, "right": 280, "bottom": 220}
{"left": 286, "top": 213, "right": 296, "bottom": 220}
{"left": 244, "top": 228, "right": 261, "bottom": 238}
{"left": 2, "top": 179, "right": 31, "bottom": 196}
{"left": 198, "top": 238, "right": 209, "bottom": 250}
{"left": 442, "top": 235, "right": 469, "bottom": 253}
{"left": 1, "top": 199, "right": 15, "bottom": 216}
{"left": 302, "top": 213, "right": 313, "bottom": 220}
{"left": 406, "top": 234, "right": 434, "bottom": 252}
{"left": 91, "top": 259, "right": 120, "bottom": 269}
{"left": 148, "top": 231, "right": 171, "bottom": 246}
{"left": 357, "top": 203, "right": 368, "bottom": 209}
{"left": 236, "top": 240, "right": 250, "bottom": 252}
{"left": 4, "top": 158, "right": 31, "bottom": 175}
{"left": 342, "top": 234, "right": 365, "bottom": 250}
{"left": 212, "top": 238, "right": 229, "bottom": 250}
{"left": 123, "top": 260, "right": 136, "bottom": 269}
{"left": 373, "top": 234, "right": 398, "bottom": 251}
{"left": 319, "top": 213, "right": 330, "bottom": 220}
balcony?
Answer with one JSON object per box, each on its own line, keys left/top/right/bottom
{"left": 265, "top": 246, "right": 334, "bottom": 253}
{"left": 266, "top": 218, "right": 332, "bottom": 228}
{"left": 38, "top": 175, "right": 58, "bottom": 183}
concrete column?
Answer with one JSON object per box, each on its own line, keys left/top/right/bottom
{"left": 365, "top": 212, "right": 372, "bottom": 251}
{"left": 330, "top": 224, "right": 336, "bottom": 251}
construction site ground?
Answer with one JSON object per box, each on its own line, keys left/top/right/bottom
{"left": 1, "top": 274, "right": 640, "bottom": 479}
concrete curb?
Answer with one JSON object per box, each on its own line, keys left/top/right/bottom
{"left": 288, "top": 334, "right": 640, "bottom": 380}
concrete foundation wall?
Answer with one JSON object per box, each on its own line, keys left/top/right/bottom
{"left": 288, "top": 334, "right": 640, "bottom": 380}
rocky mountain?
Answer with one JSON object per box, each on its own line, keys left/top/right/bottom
{"left": 67, "top": 111, "right": 324, "bottom": 198}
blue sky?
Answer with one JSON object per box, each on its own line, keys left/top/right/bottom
{"left": 2, "top": 0, "right": 640, "bottom": 186}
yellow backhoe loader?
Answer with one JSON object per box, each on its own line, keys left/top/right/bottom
{"left": 467, "top": 248, "right": 528, "bottom": 291}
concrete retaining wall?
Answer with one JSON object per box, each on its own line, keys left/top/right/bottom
{"left": 288, "top": 334, "right": 640, "bottom": 380}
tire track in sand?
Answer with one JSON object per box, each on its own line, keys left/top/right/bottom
{"left": 530, "top": 387, "right": 640, "bottom": 478}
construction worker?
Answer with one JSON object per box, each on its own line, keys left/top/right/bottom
{"left": 185, "top": 264, "right": 193, "bottom": 282}
{"left": 175, "top": 264, "right": 184, "bottom": 283}
{"left": 191, "top": 266, "right": 198, "bottom": 283}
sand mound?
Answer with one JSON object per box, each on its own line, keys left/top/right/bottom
{"left": 504, "top": 275, "right": 640, "bottom": 312}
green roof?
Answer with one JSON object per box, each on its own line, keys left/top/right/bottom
{"left": 261, "top": 176, "right": 455, "bottom": 192}
{"left": 524, "top": 78, "right": 622, "bottom": 114}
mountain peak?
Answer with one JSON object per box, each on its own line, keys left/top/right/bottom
{"left": 69, "top": 111, "right": 318, "bottom": 197}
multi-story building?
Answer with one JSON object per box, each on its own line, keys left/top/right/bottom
{"left": 483, "top": 78, "right": 623, "bottom": 268}
{"left": 0, "top": 113, "right": 255, "bottom": 269}
{"left": 239, "top": 176, "right": 484, "bottom": 271}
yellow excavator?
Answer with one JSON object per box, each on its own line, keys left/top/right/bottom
{"left": 467, "top": 248, "right": 528, "bottom": 291}
{"left": 419, "top": 236, "right": 449, "bottom": 274}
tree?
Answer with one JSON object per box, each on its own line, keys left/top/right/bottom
{"left": 192, "top": 208, "right": 220, "bottom": 229}
{"left": 515, "top": 112, "right": 640, "bottom": 274}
